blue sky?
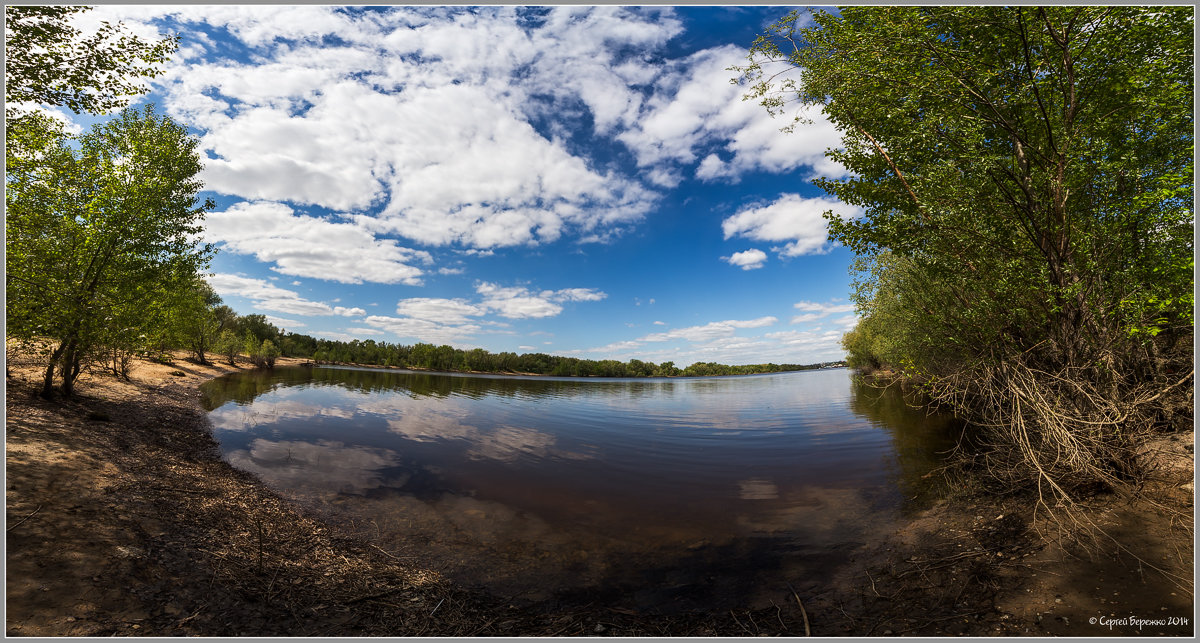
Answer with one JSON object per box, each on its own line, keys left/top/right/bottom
{"left": 59, "top": 5, "right": 862, "bottom": 365}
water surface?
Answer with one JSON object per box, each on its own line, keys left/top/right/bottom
{"left": 201, "top": 366, "right": 960, "bottom": 610}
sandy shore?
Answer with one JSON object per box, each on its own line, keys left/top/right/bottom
{"left": 5, "top": 352, "right": 1194, "bottom": 636}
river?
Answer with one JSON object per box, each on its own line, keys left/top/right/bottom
{"left": 200, "top": 365, "right": 962, "bottom": 611}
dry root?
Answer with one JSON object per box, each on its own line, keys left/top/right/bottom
{"left": 863, "top": 337, "right": 1193, "bottom": 588}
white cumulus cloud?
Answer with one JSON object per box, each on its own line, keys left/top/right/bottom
{"left": 206, "top": 273, "right": 365, "bottom": 318}
{"left": 362, "top": 315, "right": 482, "bottom": 345}
{"left": 722, "top": 248, "right": 768, "bottom": 270}
{"left": 263, "top": 315, "right": 303, "bottom": 328}
{"left": 394, "top": 298, "right": 486, "bottom": 325}
{"left": 475, "top": 282, "right": 607, "bottom": 319}
{"left": 619, "top": 44, "right": 846, "bottom": 183}
{"left": 573, "top": 313, "right": 848, "bottom": 365}
{"left": 790, "top": 300, "right": 857, "bottom": 325}
{"left": 203, "top": 201, "right": 430, "bottom": 285}
{"left": 640, "top": 316, "right": 777, "bottom": 343}
{"left": 362, "top": 281, "right": 606, "bottom": 343}
{"left": 722, "top": 194, "right": 862, "bottom": 257}
{"left": 77, "top": 5, "right": 851, "bottom": 288}
{"left": 117, "top": 6, "right": 673, "bottom": 256}
{"left": 545, "top": 287, "right": 607, "bottom": 303}
{"left": 793, "top": 300, "right": 856, "bottom": 314}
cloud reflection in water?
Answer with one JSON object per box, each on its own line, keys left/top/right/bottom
{"left": 226, "top": 438, "right": 406, "bottom": 496}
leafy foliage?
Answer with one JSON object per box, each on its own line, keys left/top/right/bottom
{"left": 4, "top": 5, "right": 176, "bottom": 119}
{"left": 215, "top": 329, "right": 242, "bottom": 366}
{"left": 6, "top": 106, "right": 215, "bottom": 396}
{"left": 740, "top": 6, "right": 1193, "bottom": 369}
{"left": 738, "top": 7, "right": 1194, "bottom": 507}
{"left": 247, "top": 339, "right": 280, "bottom": 369}
{"left": 4, "top": 7, "right": 232, "bottom": 395}
{"left": 154, "top": 278, "right": 225, "bottom": 365}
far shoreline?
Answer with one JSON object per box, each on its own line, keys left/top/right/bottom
{"left": 297, "top": 360, "right": 848, "bottom": 380}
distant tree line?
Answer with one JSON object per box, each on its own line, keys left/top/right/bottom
{"left": 201, "top": 307, "right": 842, "bottom": 378}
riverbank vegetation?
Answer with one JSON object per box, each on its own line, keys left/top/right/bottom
{"left": 739, "top": 6, "right": 1193, "bottom": 523}
{"left": 7, "top": 275, "right": 840, "bottom": 385}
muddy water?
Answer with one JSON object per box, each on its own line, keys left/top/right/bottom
{"left": 201, "top": 366, "right": 962, "bottom": 611}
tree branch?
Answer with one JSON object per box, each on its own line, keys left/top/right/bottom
{"left": 848, "top": 120, "right": 924, "bottom": 219}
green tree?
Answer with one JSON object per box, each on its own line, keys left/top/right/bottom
{"left": 4, "top": 6, "right": 177, "bottom": 121}
{"left": 215, "top": 329, "right": 241, "bottom": 366}
{"left": 242, "top": 331, "right": 260, "bottom": 361}
{"left": 170, "top": 278, "right": 224, "bottom": 365}
{"left": 464, "top": 348, "right": 490, "bottom": 372}
{"left": 741, "top": 6, "right": 1192, "bottom": 360}
{"left": 258, "top": 339, "right": 280, "bottom": 369}
{"left": 739, "top": 6, "right": 1193, "bottom": 498}
{"left": 236, "top": 314, "right": 280, "bottom": 346}
{"left": 6, "top": 106, "right": 215, "bottom": 396}
{"left": 212, "top": 304, "right": 239, "bottom": 335}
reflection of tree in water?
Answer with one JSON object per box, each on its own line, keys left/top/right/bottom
{"left": 200, "top": 366, "right": 313, "bottom": 409}
{"left": 846, "top": 378, "right": 965, "bottom": 511}
{"left": 202, "top": 365, "right": 685, "bottom": 410}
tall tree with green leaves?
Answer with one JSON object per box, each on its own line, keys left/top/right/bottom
{"left": 738, "top": 7, "right": 1193, "bottom": 500}
{"left": 5, "top": 5, "right": 204, "bottom": 396}
{"left": 6, "top": 106, "right": 215, "bottom": 397}
{"left": 159, "top": 277, "right": 225, "bottom": 365}
{"left": 741, "top": 6, "right": 1192, "bottom": 363}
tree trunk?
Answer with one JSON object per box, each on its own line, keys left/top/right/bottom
{"left": 194, "top": 336, "right": 211, "bottom": 366}
{"left": 40, "top": 341, "right": 67, "bottom": 399}
{"left": 61, "top": 339, "right": 81, "bottom": 397}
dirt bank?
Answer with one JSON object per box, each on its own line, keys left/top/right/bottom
{"left": 5, "top": 353, "right": 1194, "bottom": 636}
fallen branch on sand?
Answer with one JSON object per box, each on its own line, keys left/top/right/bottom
{"left": 7, "top": 504, "right": 43, "bottom": 532}
{"left": 787, "top": 582, "right": 811, "bottom": 636}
